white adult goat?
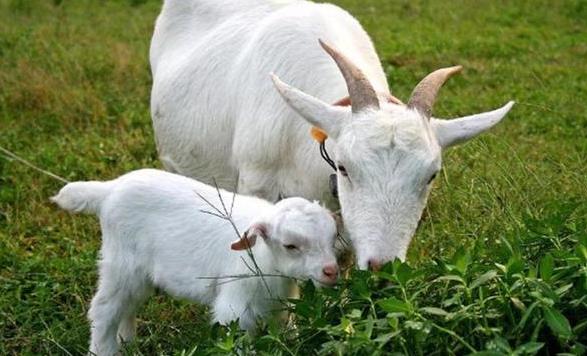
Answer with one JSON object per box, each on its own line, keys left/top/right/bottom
{"left": 150, "top": 0, "right": 515, "bottom": 269}
{"left": 52, "top": 169, "right": 338, "bottom": 356}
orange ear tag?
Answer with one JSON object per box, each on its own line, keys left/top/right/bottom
{"left": 311, "top": 126, "right": 328, "bottom": 143}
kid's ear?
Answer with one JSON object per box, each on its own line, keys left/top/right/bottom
{"left": 230, "top": 223, "right": 269, "bottom": 251}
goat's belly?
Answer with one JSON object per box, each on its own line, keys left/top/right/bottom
{"left": 151, "top": 266, "right": 217, "bottom": 305}
{"left": 159, "top": 147, "right": 237, "bottom": 190}
{"left": 151, "top": 60, "right": 238, "bottom": 187}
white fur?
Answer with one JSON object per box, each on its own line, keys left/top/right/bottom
{"left": 52, "top": 169, "right": 338, "bottom": 356}
{"left": 150, "top": 0, "right": 514, "bottom": 269}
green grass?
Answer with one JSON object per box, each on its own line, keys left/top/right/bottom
{"left": 0, "top": 0, "right": 586, "bottom": 354}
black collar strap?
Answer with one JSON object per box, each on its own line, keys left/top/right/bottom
{"left": 311, "top": 100, "right": 349, "bottom": 199}
{"left": 318, "top": 141, "right": 339, "bottom": 199}
{"left": 320, "top": 141, "right": 337, "bottom": 171}
{"left": 329, "top": 172, "right": 338, "bottom": 199}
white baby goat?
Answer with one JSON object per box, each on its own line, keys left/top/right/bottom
{"left": 52, "top": 169, "right": 339, "bottom": 356}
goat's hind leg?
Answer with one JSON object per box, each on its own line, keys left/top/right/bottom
{"left": 88, "top": 261, "right": 147, "bottom": 355}
{"left": 117, "top": 283, "right": 152, "bottom": 344}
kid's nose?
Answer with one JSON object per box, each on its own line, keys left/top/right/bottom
{"left": 322, "top": 264, "right": 339, "bottom": 283}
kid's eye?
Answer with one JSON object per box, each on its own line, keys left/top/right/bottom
{"left": 428, "top": 172, "right": 438, "bottom": 184}
{"left": 337, "top": 165, "right": 348, "bottom": 177}
{"left": 284, "top": 244, "right": 298, "bottom": 251}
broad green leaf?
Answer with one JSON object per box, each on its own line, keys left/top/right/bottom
{"left": 373, "top": 332, "right": 398, "bottom": 346}
{"left": 348, "top": 309, "right": 362, "bottom": 319}
{"left": 453, "top": 247, "right": 471, "bottom": 274}
{"left": 576, "top": 244, "right": 587, "bottom": 263}
{"left": 555, "top": 283, "right": 573, "bottom": 297}
{"left": 363, "top": 315, "right": 374, "bottom": 339}
{"left": 435, "top": 275, "right": 466, "bottom": 284}
{"left": 543, "top": 307, "right": 572, "bottom": 339}
{"left": 488, "top": 336, "right": 512, "bottom": 352}
{"left": 510, "top": 297, "right": 526, "bottom": 311}
{"left": 376, "top": 271, "right": 395, "bottom": 282}
{"left": 539, "top": 254, "right": 554, "bottom": 282}
{"left": 340, "top": 317, "right": 354, "bottom": 335}
{"left": 388, "top": 316, "right": 399, "bottom": 329}
{"left": 495, "top": 263, "right": 507, "bottom": 273}
{"left": 350, "top": 274, "right": 371, "bottom": 299}
{"left": 395, "top": 262, "right": 413, "bottom": 286}
{"left": 470, "top": 270, "right": 498, "bottom": 289}
{"left": 404, "top": 320, "right": 424, "bottom": 331}
{"left": 513, "top": 341, "right": 544, "bottom": 355}
{"left": 506, "top": 257, "right": 525, "bottom": 277}
{"left": 420, "top": 307, "right": 449, "bottom": 317}
{"left": 215, "top": 335, "right": 234, "bottom": 352}
{"left": 378, "top": 297, "right": 410, "bottom": 314}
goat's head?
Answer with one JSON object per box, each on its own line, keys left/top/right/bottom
{"left": 271, "top": 40, "right": 514, "bottom": 270}
{"left": 231, "top": 197, "right": 339, "bottom": 286}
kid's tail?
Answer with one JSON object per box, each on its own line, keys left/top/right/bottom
{"left": 51, "top": 181, "right": 113, "bottom": 215}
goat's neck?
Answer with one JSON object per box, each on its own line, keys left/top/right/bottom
{"left": 244, "top": 242, "right": 295, "bottom": 303}
{"left": 247, "top": 242, "right": 278, "bottom": 276}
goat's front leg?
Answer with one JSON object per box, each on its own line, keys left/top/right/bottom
{"left": 237, "top": 167, "right": 281, "bottom": 202}
{"left": 211, "top": 288, "right": 258, "bottom": 332}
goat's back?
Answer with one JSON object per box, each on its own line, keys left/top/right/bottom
{"left": 93, "top": 169, "right": 273, "bottom": 299}
{"left": 149, "top": 0, "right": 388, "bottom": 196}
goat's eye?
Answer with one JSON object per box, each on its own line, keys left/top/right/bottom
{"left": 428, "top": 172, "right": 438, "bottom": 184}
{"left": 337, "top": 165, "right": 348, "bottom": 177}
{"left": 284, "top": 244, "right": 298, "bottom": 251}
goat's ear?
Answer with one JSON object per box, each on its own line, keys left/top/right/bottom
{"left": 431, "top": 101, "right": 514, "bottom": 148}
{"left": 231, "top": 223, "right": 269, "bottom": 251}
{"left": 271, "top": 74, "right": 350, "bottom": 138}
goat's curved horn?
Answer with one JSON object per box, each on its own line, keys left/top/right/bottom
{"left": 319, "top": 39, "right": 379, "bottom": 113}
{"left": 407, "top": 66, "right": 463, "bottom": 118}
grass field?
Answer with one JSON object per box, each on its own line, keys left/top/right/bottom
{"left": 0, "top": 0, "right": 586, "bottom": 354}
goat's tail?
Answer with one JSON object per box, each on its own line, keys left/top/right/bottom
{"left": 51, "top": 181, "right": 113, "bottom": 215}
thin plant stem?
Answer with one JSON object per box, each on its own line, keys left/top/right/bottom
{"left": 193, "top": 179, "right": 274, "bottom": 298}
{"left": 0, "top": 146, "right": 70, "bottom": 184}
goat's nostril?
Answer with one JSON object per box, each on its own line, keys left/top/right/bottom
{"left": 322, "top": 264, "right": 338, "bottom": 279}
{"left": 368, "top": 259, "right": 382, "bottom": 272}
